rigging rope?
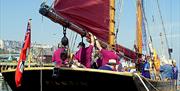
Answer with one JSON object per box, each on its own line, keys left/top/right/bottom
{"left": 40, "top": 14, "right": 44, "bottom": 91}
{"left": 70, "top": 31, "right": 77, "bottom": 53}
{"left": 50, "top": 0, "right": 55, "bottom": 8}
{"left": 72, "top": 33, "right": 78, "bottom": 53}
{"left": 69, "top": 30, "right": 74, "bottom": 50}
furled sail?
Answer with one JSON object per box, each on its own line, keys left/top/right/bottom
{"left": 116, "top": 44, "right": 138, "bottom": 61}
{"left": 53, "top": 0, "right": 110, "bottom": 43}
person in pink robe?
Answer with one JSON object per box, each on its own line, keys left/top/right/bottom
{"left": 52, "top": 44, "right": 68, "bottom": 68}
{"left": 74, "top": 33, "right": 94, "bottom": 68}
{"left": 95, "top": 37, "right": 120, "bottom": 68}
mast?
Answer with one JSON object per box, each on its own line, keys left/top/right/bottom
{"left": 109, "top": 0, "right": 115, "bottom": 48}
{"left": 136, "top": 0, "right": 143, "bottom": 54}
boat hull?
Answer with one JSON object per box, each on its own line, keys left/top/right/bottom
{"left": 145, "top": 78, "right": 176, "bottom": 91}
{"left": 1, "top": 67, "right": 175, "bottom": 91}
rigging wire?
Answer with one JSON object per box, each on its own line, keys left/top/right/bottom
{"left": 149, "top": 0, "right": 164, "bottom": 57}
{"left": 141, "top": 0, "right": 149, "bottom": 54}
{"left": 132, "top": 0, "right": 136, "bottom": 9}
{"left": 117, "top": 0, "right": 123, "bottom": 27}
{"left": 43, "top": 0, "right": 48, "bottom": 3}
{"left": 170, "top": 0, "right": 173, "bottom": 58}
{"left": 150, "top": 0, "right": 155, "bottom": 37}
{"left": 42, "top": 0, "right": 54, "bottom": 9}
{"left": 115, "top": 0, "right": 123, "bottom": 44}
{"left": 179, "top": 0, "right": 180, "bottom": 68}
{"left": 132, "top": 0, "right": 136, "bottom": 43}
{"left": 156, "top": 0, "right": 171, "bottom": 59}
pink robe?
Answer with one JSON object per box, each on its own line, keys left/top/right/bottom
{"left": 52, "top": 48, "right": 68, "bottom": 67}
{"left": 74, "top": 45, "right": 93, "bottom": 68}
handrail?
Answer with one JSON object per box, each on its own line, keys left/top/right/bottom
{"left": 134, "top": 73, "right": 150, "bottom": 91}
{"left": 140, "top": 75, "right": 160, "bottom": 91}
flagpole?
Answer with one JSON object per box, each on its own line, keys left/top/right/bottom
{"left": 28, "top": 19, "right": 32, "bottom": 68}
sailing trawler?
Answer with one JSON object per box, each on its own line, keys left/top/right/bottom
{"left": 1, "top": 0, "right": 175, "bottom": 91}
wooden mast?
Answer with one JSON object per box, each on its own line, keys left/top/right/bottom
{"left": 109, "top": 0, "right": 115, "bottom": 48}
{"left": 136, "top": 0, "right": 143, "bottom": 53}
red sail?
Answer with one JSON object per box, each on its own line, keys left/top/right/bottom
{"left": 53, "top": 0, "right": 110, "bottom": 43}
{"left": 15, "top": 20, "right": 31, "bottom": 87}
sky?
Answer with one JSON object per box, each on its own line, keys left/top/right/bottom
{"left": 0, "top": 0, "right": 180, "bottom": 71}
{"left": 115, "top": 0, "right": 180, "bottom": 72}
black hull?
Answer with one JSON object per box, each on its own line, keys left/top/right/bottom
{"left": 1, "top": 67, "right": 175, "bottom": 91}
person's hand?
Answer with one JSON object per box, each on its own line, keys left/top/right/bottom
{"left": 85, "top": 32, "right": 92, "bottom": 42}
{"left": 89, "top": 32, "right": 93, "bottom": 36}
{"left": 94, "top": 35, "right": 97, "bottom": 40}
{"left": 88, "top": 32, "right": 95, "bottom": 45}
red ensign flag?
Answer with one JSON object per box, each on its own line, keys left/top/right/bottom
{"left": 15, "top": 19, "right": 31, "bottom": 87}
